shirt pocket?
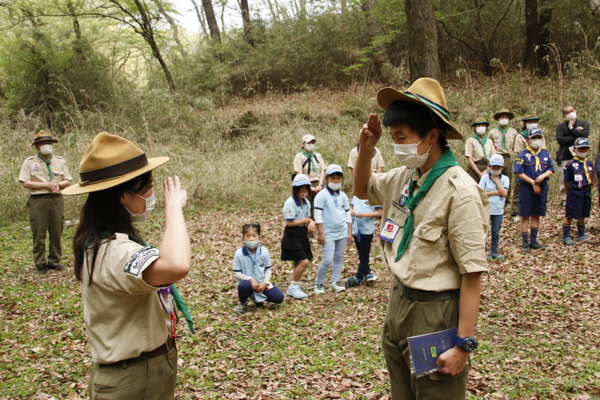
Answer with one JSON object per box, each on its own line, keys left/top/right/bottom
{"left": 407, "top": 224, "right": 447, "bottom": 278}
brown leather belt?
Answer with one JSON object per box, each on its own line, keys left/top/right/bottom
{"left": 100, "top": 337, "right": 175, "bottom": 368}
{"left": 396, "top": 279, "right": 460, "bottom": 302}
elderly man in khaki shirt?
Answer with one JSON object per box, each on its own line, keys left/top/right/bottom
{"left": 354, "top": 78, "right": 489, "bottom": 399}
{"left": 18, "top": 131, "right": 72, "bottom": 274}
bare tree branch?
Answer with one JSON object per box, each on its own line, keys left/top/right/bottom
{"left": 436, "top": 18, "right": 488, "bottom": 66}
{"left": 488, "top": 0, "right": 515, "bottom": 54}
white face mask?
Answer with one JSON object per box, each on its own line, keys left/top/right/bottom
{"left": 393, "top": 138, "right": 432, "bottom": 169}
{"left": 125, "top": 191, "right": 156, "bottom": 222}
{"left": 305, "top": 143, "right": 316, "bottom": 151}
{"left": 576, "top": 151, "right": 589, "bottom": 158}
{"left": 490, "top": 169, "right": 502, "bottom": 176}
{"left": 526, "top": 123, "right": 539, "bottom": 130}
{"left": 498, "top": 118, "right": 509, "bottom": 126}
{"left": 529, "top": 138, "right": 543, "bottom": 149}
{"left": 39, "top": 145, "right": 53, "bottom": 155}
{"left": 566, "top": 112, "right": 577, "bottom": 120}
{"left": 328, "top": 182, "right": 342, "bottom": 191}
{"left": 245, "top": 240, "right": 259, "bottom": 249}
{"left": 475, "top": 126, "right": 487, "bottom": 135}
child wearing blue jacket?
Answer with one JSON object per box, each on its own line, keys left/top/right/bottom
{"left": 563, "top": 137, "right": 594, "bottom": 245}
{"left": 514, "top": 127, "right": 555, "bottom": 253}
{"left": 313, "top": 165, "right": 352, "bottom": 294}
{"left": 233, "top": 223, "right": 284, "bottom": 313}
{"left": 479, "top": 154, "right": 509, "bottom": 261}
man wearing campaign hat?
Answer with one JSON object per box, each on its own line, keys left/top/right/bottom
{"left": 562, "top": 137, "right": 594, "bottom": 246}
{"left": 293, "top": 134, "right": 326, "bottom": 218}
{"left": 488, "top": 109, "right": 518, "bottom": 206}
{"left": 465, "top": 116, "right": 495, "bottom": 182}
{"left": 354, "top": 78, "right": 489, "bottom": 398}
{"left": 62, "top": 132, "right": 193, "bottom": 399}
{"left": 18, "top": 130, "right": 73, "bottom": 274}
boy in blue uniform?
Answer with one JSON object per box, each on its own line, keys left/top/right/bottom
{"left": 514, "top": 127, "right": 555, "bottom": 252}
{"left": 345, "top": 197, "right": 383, "bottom": 287}
{"left": 563, "top": 137, "right": 594, "bottom": 245}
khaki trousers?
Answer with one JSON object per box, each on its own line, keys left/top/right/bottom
{"left": 89, "top": 345, "right": 177, "bottom": 400}
{"left": 382, "top": 280, "right": 470, "bottom": 400}
{"left": 557, "top": 160, "right": 568, "bottom": 202}
{"left": 28, "top": 195, "right": 64, "bottom": 268}
{"left": 501, "top": 154, "right": 513, "bottom": 206}
{"left": 467, "top": 161, "right": 487, "bottom": 183}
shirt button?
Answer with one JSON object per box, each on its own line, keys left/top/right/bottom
{"left": 391, "top": 213, "right": 396, "bottom": 218}
{"left": 418, "top": 230, "right": 423, "bottom": 235}
{"left": 452, "top": 175, "right": 457, "bottom": 179}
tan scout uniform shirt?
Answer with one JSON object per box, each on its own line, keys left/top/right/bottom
{"left": 367, "top": 165, "right": 489, "bottom": 291}
{"left": 293, "top": 151, "right": 326, "bottom": 183}
{"left": 18, "top": 155, "right": 73, "bottom": 195}
{"left": 348, "top": 147, "right": 385, "bottom": 172}
{"left": 464, "top": 136, "right": 496, "bottom": 162}
{"left": 488, "top": 127, "right": 518, "bottom": 155}
{"left": 514, "top": 133, "right": 547, "bottom": 153}
{"left": 81, "top": 233, "right": 170, "bottom": 364}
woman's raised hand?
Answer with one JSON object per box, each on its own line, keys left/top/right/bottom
{"left": 163, "top": 176, "right": 187, "bottom": 210}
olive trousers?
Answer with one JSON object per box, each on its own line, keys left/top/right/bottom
{"left": 381, "top": 280, "right": 470, "bottom": 400}
{"left": 28, "top": 195, "right": 64, "bottom": 268}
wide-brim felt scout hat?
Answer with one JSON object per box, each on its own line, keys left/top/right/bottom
{"left": 522, "top": 112, "right": 540, "bottom": 121}
{"left": 32, "top": 130, "right": 58, "bottom": 145}
{"left": 377, "top": 78, "right": 463, "bottom": 140}
{"left": 471, "top": 116, "right": 489, "bottom": 127}
{"left": 493, "top": 109, "right": 514, "bottom": 120}
{"left": 62, "top": 132, "right": 169, "bottom": 196}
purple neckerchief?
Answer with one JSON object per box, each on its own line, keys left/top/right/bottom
{"left": 158, "top": 286, "right": 172, "bottom": 295}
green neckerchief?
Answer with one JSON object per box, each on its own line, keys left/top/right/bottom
{"left": 520, "top": 130, "right": 528, "bottom": 139}
{"left": 497, "top": 126, "right": 508, "bottom": 151}
{"left": 37, "top": 153, "right": 53, "bottom": 181}
{"left": 138, "top": 237, "right": 195, "bottom": 335}
{"left": 473, "top": 134, "right": 489, "bottom": 161}
{"left": 301, "top": 149, "right": 317, "bottom": 174}
{"left": 395, "top": 148, "right": 459, "bottom": 262}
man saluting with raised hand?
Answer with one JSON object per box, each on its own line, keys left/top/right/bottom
{"left": 353, "top": 78, "right": 489, "bottom": 399}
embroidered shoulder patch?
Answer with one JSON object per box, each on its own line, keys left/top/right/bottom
{"left": 125, "top": 246, "right": 159, "bottom": 276}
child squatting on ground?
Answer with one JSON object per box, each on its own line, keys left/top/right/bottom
{"left": 478, "top": 154, "right": 509, "bottom": 261}
{"left": 281, "top": 174, "right": 316, "bottom": 299}
{"left": 313, "top": 164, "right": 353, "bottom": 294}
{"left": 514, "top": 127, "right": 554, "bottom": 253}
{"left": 345, "top": 196, "right": 382, "bottom": 287}
{"left": 563, "top": 137, "right": 594, "bottom": 246}
{"left": 233, "top": 223, "right": 284, "bottom": 313}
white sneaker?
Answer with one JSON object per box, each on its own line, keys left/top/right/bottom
{"left": 314, "top": 284, "right": 325, "bottom": 295}
{"left": 329, "top": 281, "right": 346, "bottom": 292}
{"left": 287, "top": 285, "right": 308, "bottom": 299}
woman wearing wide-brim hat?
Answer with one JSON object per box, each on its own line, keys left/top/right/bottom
{"left": 465, "top": 116, "right": 496, "bottom": 182}
{"left": 63, "top": 132, "right": 191, "bottom": 399}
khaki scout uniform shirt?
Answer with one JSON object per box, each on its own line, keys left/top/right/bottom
{"left": 18, "top": 155, "right": 73, "bottom": 195}
{"left": 293, "top": 151, "right": 326, "bottom": 183}
{"left": 464, "top": 136, "right": 496, "bottom": 163}
{"left": 81, "top": 233, "right": 170, "bottom": 364}
{"left": 348, "top": 147, "right": 385, "bottom": 172}
{"left": 367, "top": 165, "right": 489, "bottom": 291}
{"left": 488, "top": 127, "right": 518, "bottom": 155}
{"left": 514, "top": 133, "right": 547, "bottom": 153}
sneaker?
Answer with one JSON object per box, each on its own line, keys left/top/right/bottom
{"left": 345, "top": 276, "right": 361, "bottom": 288}
{"left": 313, "top": 284, "right": 325, "bottom": 295}
{"left": 35, "top": 264, "right": 47, "bottom": 274}
{"left": 578, "top": 236, "right": 593, "bottom": 244}
{"left": 287, "top": 285, "right": 309, "bottom": 299}
{"left": 234, "top": 302, "right": 247, "bottom": 314}
{"left": 329, "top": 281, "right": 346, "bottom": 292}
{"left": 530, "top": 242, "right": 546, "bottom": 250}
{"left": 521, "top": 243, "right": 530, "bottom": 253}
{"left": 563, "top": 238, "right": 577, "bottom": 246}
{"left": 254, "top": 302, "right": 265, "bottom": 308}
{"left": 47, "top": 264, "right": 65, "bottom": 271}
{"left": 364, "top": 274, "right": 377, "bottom": 286}
{"left": 489, "top": 254, "right": 506, "bottom": 261}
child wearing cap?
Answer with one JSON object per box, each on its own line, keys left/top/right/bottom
{"left": 293, "top": 135, "right": 326, "bottom": 217}
{"left": 281, "top": 174, "right": 316, "bottom": 299}
{"left": 514, "top": 127, "right": 555, "bottom": 252}
{"left": 345, "top": 196, "right": 383, "bottom": 287}
{"left": 562, "top": 138, "right": 594, "bottom": 245}
{"left": 233, "top": 223, "right": 284, "bottom": 313}
{"left": 313, "top": 164, "right": 352, "bottom": 294}
{"left": 465, "top": 116, "right": 496, "bottom": 182}
{"left": 479, "top": 154, "right": 510, "bottom": 261}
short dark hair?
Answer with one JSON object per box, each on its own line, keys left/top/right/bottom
{"left": 327, "top": 172, "right": 343, "bottom": 180}
{"left": 382, "top": 101, "right": 448, "bottom": 147}
{"left": 292, "top": 185, "right": 310, "bottom": 197}
{"left": 242, "top": 223, "right": 261, "bottom": 236}
{"left": 562, "top": 104, "right": 574, "bottom": 115}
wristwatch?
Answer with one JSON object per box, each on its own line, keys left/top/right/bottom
{"left": 455, "top": 336, "right": 478, "bottom": 352}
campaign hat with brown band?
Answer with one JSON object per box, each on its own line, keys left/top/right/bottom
{"left": 471, "top": 116, "right": 489, "bottom": 127}
{"left": 62, "top": 132, "right": 169, "bottom": 196}
{"left": 376, "top": 78, "right": 463, "bottom": 140}
{"left": 493, "top": 108, "right": 514, "bottom": 120}
{"left": 32, "top": 130, "right": 59, "bottom": 146}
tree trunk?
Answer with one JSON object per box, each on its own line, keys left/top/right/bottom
{"left": 153, "top": 0, "right": 187, "bottom": 58}
{"left": 405, "top": 0, "right": 440, "bottom": 82}
{"left": 66, "top": 0, "right": 86, "bottom": 60}
{"left": 202, "top": 0, "right": 221, "bottom": 43}
{"left": 524, "top": 0, "right": 539, "bottom": 69}
{"left": 362, "top": 0, "right": 395, "bottom": 84}
{"left": 240, "top": 0, "right": 254, "bottom": 47}
{"left": 190, "top": 0, "right": 209, "bottom": 41}
{"left": 265, "top": 0, "right": 278, "bottom": 22}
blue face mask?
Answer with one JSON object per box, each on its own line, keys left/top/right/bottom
{"left": 245, "top": 240, "right": 259, "bottom": 249}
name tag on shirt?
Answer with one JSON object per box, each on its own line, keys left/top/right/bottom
{"left": 160, "top": 292, "right": 173, "bottom": 313}
{"left": 379, "top": 219, "right": 400, "bottom": 243}
{"left": 574, "top": 174, "right": 583, "bottom": 182}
